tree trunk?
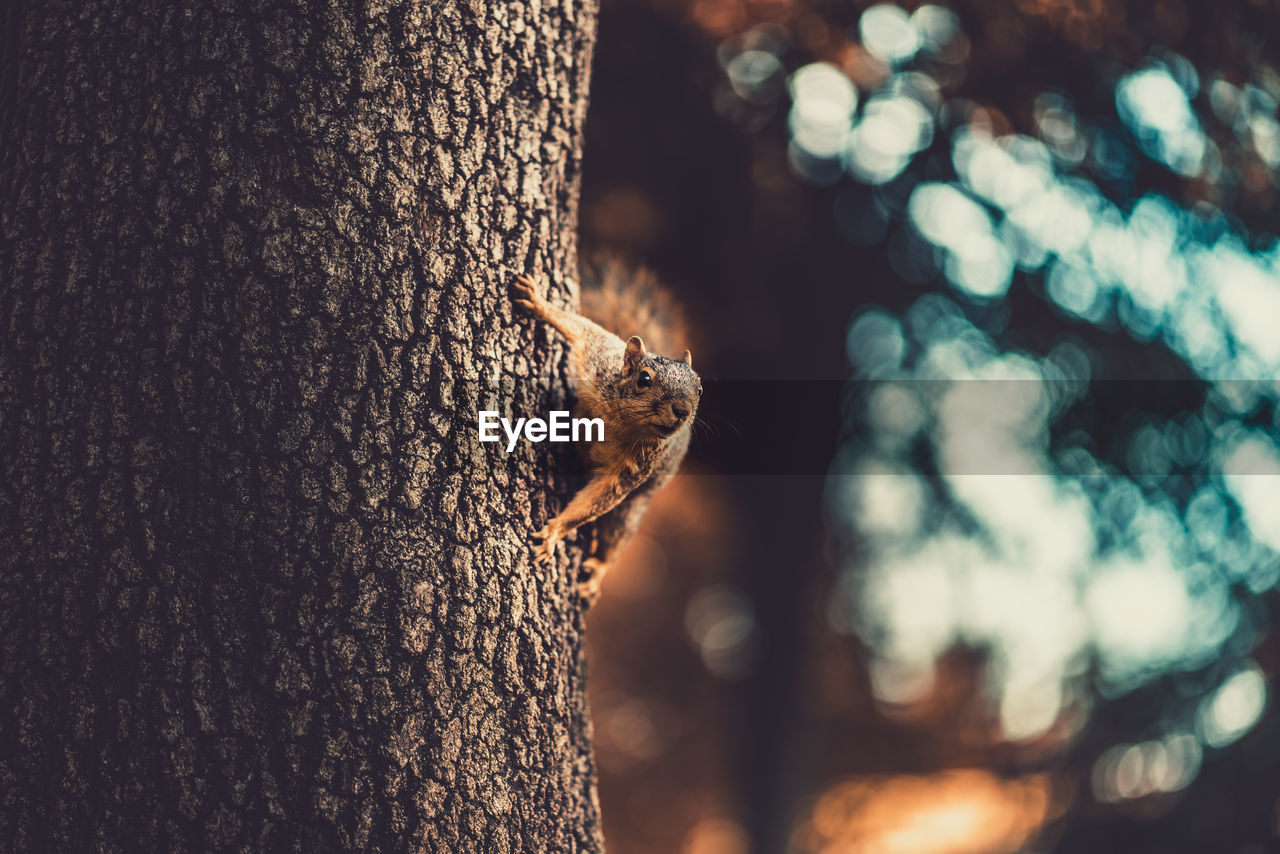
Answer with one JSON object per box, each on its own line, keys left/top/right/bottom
{"left": 0, "top": 1, "right": 601, "bottom": 850}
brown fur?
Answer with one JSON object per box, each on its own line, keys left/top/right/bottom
{"left": 511, "top": 265, "right": 701, "bottom": 602}
{"left": 579, "top": 255, "right": 689, "bottom": 357}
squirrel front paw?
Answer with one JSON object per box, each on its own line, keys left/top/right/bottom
{"left": 576, "top": 576, "right": 602, "bottom": 603}
{"left": 576, "top": 558, "right": 609, "bottom": 604}
{"left": 510, "top": 273, "right": 546, "bottom": 314}
{"left": 531, "top": 523, "right": 563, "bottom": 565}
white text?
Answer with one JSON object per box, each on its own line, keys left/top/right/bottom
{"left": 478, "top": 410, "right": 605, "bottom": 452}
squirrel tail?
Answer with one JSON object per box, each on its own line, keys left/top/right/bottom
{"left": 579, "top": 255, "right": 690, "bottom": 358}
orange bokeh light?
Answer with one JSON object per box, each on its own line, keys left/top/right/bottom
{"left": 796, "top": 769, "right": 1060, "bottom": 854}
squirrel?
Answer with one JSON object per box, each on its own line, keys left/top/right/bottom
{"left": 510, "top": 258, "right": 702, "bottom": 602}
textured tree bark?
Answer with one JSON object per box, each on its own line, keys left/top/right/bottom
{"left": 0, "top": 1, "right": 601, "bottom": 850}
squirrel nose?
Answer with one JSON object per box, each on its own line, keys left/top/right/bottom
{"left": 672, "top": 402, "right": 690, "bottom": 420}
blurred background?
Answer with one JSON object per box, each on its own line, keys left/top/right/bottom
{"left": 576, "top": 1, "right": 1280, "bottom": 852}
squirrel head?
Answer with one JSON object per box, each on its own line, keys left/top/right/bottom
{"left": 620, "top": 335, "right": 701, "bottom": 438}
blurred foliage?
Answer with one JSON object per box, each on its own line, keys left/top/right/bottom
{"left": 583, "top": 1, "right": 1280, "bottom": 852}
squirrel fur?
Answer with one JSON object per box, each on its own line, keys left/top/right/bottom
{"left": 511, "top": 260, "right": 701, "bottom": 602}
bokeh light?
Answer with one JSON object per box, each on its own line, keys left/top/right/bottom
{"left": 793, "top": 769, "right": 1058, "bottom": 854}
{"left": 859, "top": 5, "right": 920, "bottom": 67}
{"left": 767, "top": 0, "right": 1280, "bottom": 807}
{"left": 1116, "top": 65, "right": 1206, "bottom": 177}
{"left": 1198, "top": 664, "right": 1267, "bottom": 748}
{"left": 699, "top": 0, "right": 1280, "bottom": 849}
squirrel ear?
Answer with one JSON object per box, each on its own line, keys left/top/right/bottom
{"left": 681, "top": 349, "right": 693, "bottom": 368}
{"left": 624, "top": 336, "right": 647, "bottom": 373}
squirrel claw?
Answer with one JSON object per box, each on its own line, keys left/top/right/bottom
{"left": 532, "top": 543, "right": 555, "bottom": 566}
{"left": 531, "top": 524, "right": 561, "bottom": 566}
{"left": 510, "top": 274, "right": 544, "bottom": 310}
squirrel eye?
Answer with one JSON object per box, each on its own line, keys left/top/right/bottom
{"left": 697, "top": 383, "right": 703, "bottom": 396}
{"left": 637, "top": 370, "right": 653, "bottom": 388}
